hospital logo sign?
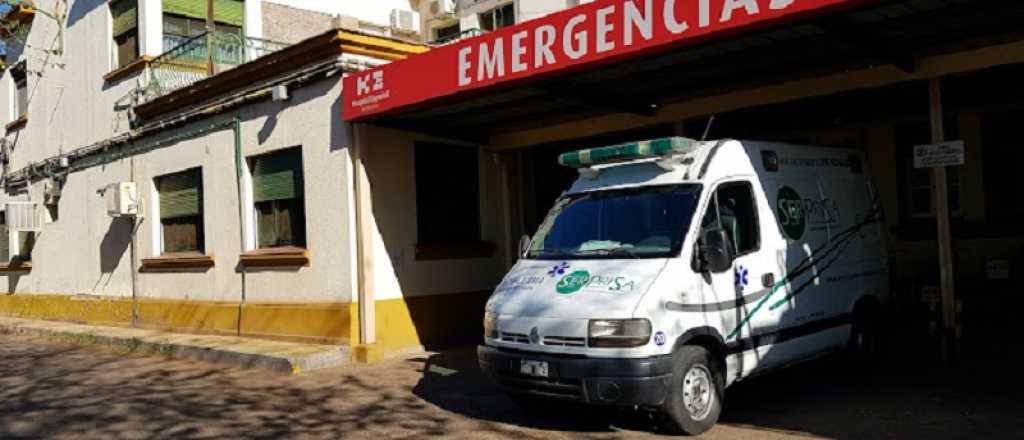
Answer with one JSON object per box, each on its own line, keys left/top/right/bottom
{"left": 556, "top": 270, "right": 636, "bottom": 295}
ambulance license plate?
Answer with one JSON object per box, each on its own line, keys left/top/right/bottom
{"left": 519, "top": 360, "right": 549, "bottom": 378}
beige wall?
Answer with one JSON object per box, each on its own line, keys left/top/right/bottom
{"left": 361, "top": 125, "right": 510, "bottom": 300}
{"left": 1, "top": 0, "right": 143, "bottom": 167}
{"left": 5, "top": 78, "right": 357, "bottom": 305}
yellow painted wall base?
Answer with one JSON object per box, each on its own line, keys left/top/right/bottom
{"left": 372, "top": 291, "right": 491, "bottom": 353}
{"left": 351, "top": 343, "right": 384, "bottom": 363}
{"left": 0, "top": 294, "right": 133, "bottom": 327}
{"left": 0, "top": 294, "right": 352, "bottom": 345}
{"left": 0, "top": 290, "right": 492, "bottom": 353}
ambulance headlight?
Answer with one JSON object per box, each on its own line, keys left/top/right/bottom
{"left": 483, "top": 312, "right": 498, "bottom": 339}
{"left": 588, "top": 319, "right": 652, "bottom": 348}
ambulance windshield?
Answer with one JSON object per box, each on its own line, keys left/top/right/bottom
{"left": 526, "top": 185, "right": 702, "bottom": 260}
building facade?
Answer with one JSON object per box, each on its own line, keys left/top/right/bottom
{"left": 411, "top": 0, "right": 588, "bottom": 44}
{"left": 2, "top": 0, "right": 1022, "bottom": 364}
{"left": 0, "top": 0, "right": 474, "bottom": 358}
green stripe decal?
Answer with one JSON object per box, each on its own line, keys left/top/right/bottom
{"left": 727, "top": 200, "right": 885, "bottom": 341}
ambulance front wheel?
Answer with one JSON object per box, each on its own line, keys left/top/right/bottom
{"left": 661, "top": 345, "right": 723, "bottom": 436}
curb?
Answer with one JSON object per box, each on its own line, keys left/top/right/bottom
{"left": 0, "top": 320, "right": 349, "bottom": 374}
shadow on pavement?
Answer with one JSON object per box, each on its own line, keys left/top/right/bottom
{"left": 410, "top": 349, "right": 630, "bottom": 434}
{"left": 410, "top": 330, "right": 1024, "bottom": 439}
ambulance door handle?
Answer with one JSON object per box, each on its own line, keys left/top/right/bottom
{"left": 762, "top": 273, "right": 776, "bottom": 288}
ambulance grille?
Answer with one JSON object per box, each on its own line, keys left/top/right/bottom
{"left": 542, "top": 336, "right": 586, "bottom": 347}
{"left": 500, "top": 332, "right": 530, "bottom": 344}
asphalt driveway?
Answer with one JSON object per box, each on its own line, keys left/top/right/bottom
{"left": 1, "top": 332, "right": 1020, "bottom": 439}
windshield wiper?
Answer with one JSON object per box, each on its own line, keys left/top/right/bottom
{"left": 604, "top": 247, "right": 642, "bottom": 259}
{"left": 529, "top": 249, "right": 571, "bottom": 259}
{"left": 574, "top": 247, "right": 642, "bottom": 259}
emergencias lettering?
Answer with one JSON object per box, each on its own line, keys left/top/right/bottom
{"left": 457, "top": 0, "right": 798, "bottom": 87}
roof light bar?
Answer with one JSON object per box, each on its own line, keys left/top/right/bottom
{"left": 558, "top": 137, "right": 697, "bottom": 169}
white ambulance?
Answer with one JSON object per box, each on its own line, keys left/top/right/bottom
{"left": 478, "top": 137, "right": 889, "bottom": 435}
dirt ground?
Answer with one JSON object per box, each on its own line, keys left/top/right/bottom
{"left": 0, "top": 332, "right": 1021, "bottom": 440}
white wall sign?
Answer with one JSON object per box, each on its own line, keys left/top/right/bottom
{"left": 914, "top": 140, "right": 965, "bottom": 169}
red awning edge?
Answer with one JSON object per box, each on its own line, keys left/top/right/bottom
{"left": 343, "top": 0, "right": 877, "bottom": 122}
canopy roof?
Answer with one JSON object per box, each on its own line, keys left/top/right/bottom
{"left": 343, "top": 0, "right": 1024, "bottom": 142}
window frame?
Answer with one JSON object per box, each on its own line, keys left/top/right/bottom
{"left": 906, "top": 164, "right": 963, "bottom": 220}
{"left": 110, "top": 0, "right": 140, "bottom": 69}
{"left": 11, "top": 63, "right": 27, "bottom": 120}
{"left": 434, "top": 23, "right": 461, "bottom": 41}
{"left": 0, "top": 210, "right": 8, "bottom": 264}
{"left": 700, "top": 180, "right": 762, "bottom": 258}
{"left": 248, "top": 147, "right": 307, "bottom": 250}
{"left": 155, "top": 167, "right": 206, "bottom": 255}
{"left": 479, "top": 3, "right": 514, "bottom": 31}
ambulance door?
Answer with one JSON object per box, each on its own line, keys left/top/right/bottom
{"left": 698, "top": 180, "right": 784, "bottom": 375}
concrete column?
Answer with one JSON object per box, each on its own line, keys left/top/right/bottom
{"left": 928, "top": 79, "right": 957, "bottom": 362}
{"left": 351, "top": 123, "right": 381, "bottom": 363}
{"left": 244, "top": 0, "right": 263, "bottom": 39}
{"left": 138, "top": 0, "right": 164, "bottom": 57}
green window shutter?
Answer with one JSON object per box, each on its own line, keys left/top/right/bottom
{"left": 158, "top": 169, "right": 203, "bottom": 219}
{"left": 252, "top": 148, "right": 304, "bottom": 203}
{"left": 0, "top": 224, "right": 8, "bottom": 263}
{"left": 163, "top": 0, "right": 245, "bottom": 27}
{"left": 111, "top": 0, "right": 139, "bottom": 38}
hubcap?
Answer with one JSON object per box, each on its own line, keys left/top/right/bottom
{"left": 682, "top": 364, "right": 714, "bottom": 421}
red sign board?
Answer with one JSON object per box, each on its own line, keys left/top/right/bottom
{"left": 343, "top": 0, "right": 868, "bottom": 121}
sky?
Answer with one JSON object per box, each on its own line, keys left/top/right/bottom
{"left": 265, "top": 0, "right": 418, "bottom": 27}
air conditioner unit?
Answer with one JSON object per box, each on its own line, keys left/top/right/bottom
{"left": 105, "top": 182, "right": 139, "bottom": 217}
{"left": 390, "top": 9, "right": 416, "bottom": 33}
{"left": 5, "top": 201, "right": 40, "bottom": 231}
{"left": 430, "top": 0, "right": 456, "bottom": 16}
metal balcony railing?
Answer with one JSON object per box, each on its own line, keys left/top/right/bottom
{"left": 142, "top": 32, "right": 289, "bottom": 102}
{"left": 431, "top": 28, "right": 486, "bottom": 46}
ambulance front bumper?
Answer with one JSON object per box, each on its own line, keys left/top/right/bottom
{"left": 477, "top": 345, "right": 673, "bottom": 407}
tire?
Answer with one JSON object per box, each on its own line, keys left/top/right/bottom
{"left": 846, "top": 306, "right": 882, "bottom": 368}
{"left": 661, "top": 346, "right": 723, "bottom": 436}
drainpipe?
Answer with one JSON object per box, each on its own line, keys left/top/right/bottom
{"left": 129, "top": 155, "right": 140, "bottom": 327}
{"left": 233, "top": 116, "right": 247, "bottom": 335}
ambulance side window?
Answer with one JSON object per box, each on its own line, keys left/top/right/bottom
{"left": 704, "top": 182, "right": 761, "bottom": 256}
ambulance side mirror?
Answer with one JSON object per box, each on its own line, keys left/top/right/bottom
{"left": 518, "top": 234, "right": 532, "bottom": 258}
{"left": 698, "top": 228, "right": 734, "bottom": 274}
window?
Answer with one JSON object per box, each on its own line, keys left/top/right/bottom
{"left": 479, "top": 3, "right": 514, "bottom": 31}
{"left": 415, "top": 142, "right": 480, "bottom": 246}
{"left": 982, "top": 111, "right": 1024, "bottom": 224}
{"left": 0, "top": 209, "right": 35, "bottom": 264}
{"left": 701, "top": 182, "right": 760, "bottom": 255}
{"left": 156, "top": 168, "right": 204, "bottom": 254}
{"left": 434, "top": 23, "right": 461, "bottom": 42}
{"left": 250, "top": 148, "right": 306, "bottom": 248}
{"left": 110, "top": 0, "right": 139, "bottom": 68}
{"left": 526, "top": 185, "right": 701, "bottom": 260}
{"left": 162, "top": 0, "right": 244, "bottom": 52}
{"left": 0, "top": 211, "right": 7, "bottom": 264}
{"left": 896, "top": 123, "right": 962, "bottom": 220}
{"left": 11, "top": 63, "right": 27, "bottom": 118}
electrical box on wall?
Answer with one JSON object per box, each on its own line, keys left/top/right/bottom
{"left": 105, "top": 182, "right": 139, "bottom": 217}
